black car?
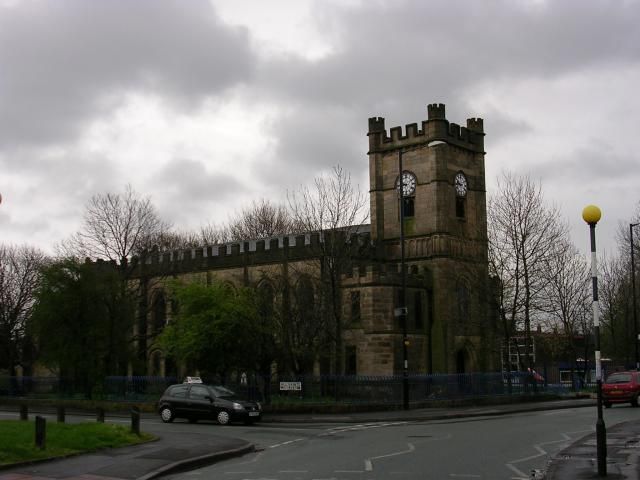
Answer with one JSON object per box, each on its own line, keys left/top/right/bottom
{"left": 158, "top": 383, "right": 261, "bottom": 425}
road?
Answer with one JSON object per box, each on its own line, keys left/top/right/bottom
{"left": 152, "top": 407, "right": 638, "bottom": 480}
{"left": 1, "top": 405, "right": 637, "bottom": 479}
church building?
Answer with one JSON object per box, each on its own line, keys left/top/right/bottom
{"left": 133, "top": 104, "right": 497, "bottom": 377}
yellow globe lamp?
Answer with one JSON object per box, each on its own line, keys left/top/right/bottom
{"left": 582, "top": 205, "right": 601, "bottom": 225}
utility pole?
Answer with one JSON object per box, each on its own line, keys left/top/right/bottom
{"left": 398, "top": 150, "right": 409, "bottom": 410}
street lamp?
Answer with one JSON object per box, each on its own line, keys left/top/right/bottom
{"left": 630, "top": 223, "right": 639, "bottom": 370}
{"left": 582, "top": 205, "right": 606, "bottom": 477}
{"left": 397, "top": 150, "right": 409, "bottom": 411}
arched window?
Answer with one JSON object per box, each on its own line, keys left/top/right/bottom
{"left": 151, "top": 290, "right": 167, "bottom": 334}
{"left": 295, "top": 276, "right": 315, "bottom": 314}
{"left": 257, "top": 281, "right": 275, "bottom": 321}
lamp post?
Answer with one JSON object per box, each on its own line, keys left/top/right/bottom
{"left": 582, "top": 205, "right": 606, "bottom": 477}
{"left": 397, "top": 150, "right": 409, "bottom": 411}
{"left": 630, "top": 223, "right": 639, "bottom": 370}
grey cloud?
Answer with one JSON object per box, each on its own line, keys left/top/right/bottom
{"left": 530, "top": 143, "right": 639, "bottom": 185}
{"left": 258, "top": 0, "right": 640, "bottom": 109}
{"left": 151, "top": 157, "right": 244, "bottom": 223}
{"left": 0, "top": 0, "right": 254, "bottom": 149}
{"left": 250, "top": 0, "right": 640, "bottom": 194}
{"left": 256, "top": 106, "right": 365, "bottom": 188}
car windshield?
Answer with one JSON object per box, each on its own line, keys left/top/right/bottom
{"left": 210, "top": 385, "right": 236, "bottom": 397}
{"left": 605, "top": 373, "right": 632, "bottom": 384}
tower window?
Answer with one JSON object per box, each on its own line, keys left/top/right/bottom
{"left": 403, "top": 197, "right": 415, "bottom": 218}
{"left": 456, "top": 197, "right": 465, "bottom": 218}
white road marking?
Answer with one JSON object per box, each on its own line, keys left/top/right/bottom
{"left": 505, "top": 433, "right": 571, "bottom": 478}
{"left": 321, "top": 421, "right": 407, "bottom": 436}
{"left": 364, "top": 442, "right": 415, "bottom": 471}
{"left": 269, "top": 438, "right": 304, "bottom": 448}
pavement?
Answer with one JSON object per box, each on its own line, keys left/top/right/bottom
{"left": 0, "top": 397, "right": 638, "bottom": 479}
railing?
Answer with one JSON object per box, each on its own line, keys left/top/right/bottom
{"left": 0, "top": 376, "right": 178, "bottom": 402}
{"left": 0, "top": 369, "right": 593, "bottom": 405}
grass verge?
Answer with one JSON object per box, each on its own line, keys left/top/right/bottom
{"left": 0, "top": 420, "right": 155, "bottom": 467}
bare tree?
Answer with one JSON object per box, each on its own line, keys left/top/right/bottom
{"left": 60, "top": 184, "right": 170, "bottom": 262}
{"left": 54, "top": 185, "right": 173, "bottom": 376}
{"left": 599, "top": 253, "right": 630, "bottom": 365}
{"left": 0, "top": 244, "right": 47, "bottom": 374}
{"left": 540, "top": 240, "right": 592, "bottom": 386}
{"left": 606, "top": 201, "right": 640, "bottom": 365}
{"left": 287, "top": 165, "right": 369, "bottom": 374}
{"left": 199, "top": 222, "right": 230, "bottom": 245}
{"left": 226, "top": 199, "right": 300, "bottom": 241}
{"left": 488, "top": 172, "right": 569, "bottom": 372}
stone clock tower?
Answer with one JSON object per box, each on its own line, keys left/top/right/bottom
{"left": 364, "top": 103, "right": 495, "bottom": 373}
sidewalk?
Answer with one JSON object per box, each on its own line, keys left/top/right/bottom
{"left": 545, "top": 419, "right": 640, "bottom": 479}
{"left": 1, "top": 397, "right": 637, "bottom": 480}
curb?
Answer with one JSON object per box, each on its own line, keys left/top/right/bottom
{"left": 136, "top": 443, "right": 255, "bottom": 480}
{"left": 260, "top": 400, "right": 596, "bottom": 424}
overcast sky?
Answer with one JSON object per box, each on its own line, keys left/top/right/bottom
{"left": 1, "top": 0, "right": 639, "bottom": 257}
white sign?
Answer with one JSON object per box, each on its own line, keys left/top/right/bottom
{"left": 279, "top": 381, "right": 302, "bottom": 391}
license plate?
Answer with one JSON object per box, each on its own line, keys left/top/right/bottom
{"left": 249, "top": 411, "right": 260, "bottom": 417}
{"left": 610, "top": 390, "right": 622, "bottom": 395}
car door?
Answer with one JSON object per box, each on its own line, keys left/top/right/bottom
{"left": 167, "top": 384, "right": 190, "bottom": 417}
{"left": 187, "top": 384, "right": 214, "bottom": 419}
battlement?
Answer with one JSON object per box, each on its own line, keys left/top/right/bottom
{"left": 108, "top": 228, "right": 374, "bottom": 278}
{"left": 368, "top": 103, "right": 484, "bottom": 154}
{"left": 427, "top": 103, "right": 446, "bottom": 119}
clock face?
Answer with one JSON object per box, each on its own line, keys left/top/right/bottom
{"left": 396, "top": 171, "right": 417, "bottom": 196}
{"left": 454, "top": 172, "right": 468, "bottom": 197}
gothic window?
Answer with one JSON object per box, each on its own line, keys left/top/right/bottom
{"left": 351, "top": 290, "right": 361, "bottom": 324}
{"left": 258, "top": 282, "right": 275, "bottom": 320}
{"left": 403, "top": 197, "right": 415, "bottom": 218}
{"left": 456, "top": 197, "right": 466, "bottom": 218}
{"left": 151, "top": 291, "right": 166, "bottom": 334}
{"left": 345, "top": 345, "right": 357, "bottom": 375}
{"left": 295, "top": 276, "right": 315, "bottom": 317}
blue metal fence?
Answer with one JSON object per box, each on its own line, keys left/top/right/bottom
{"left": 0, "top": 371, "right": 577, "bottom": 405}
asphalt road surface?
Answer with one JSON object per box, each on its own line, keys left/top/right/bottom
{"left": 151, "top": 407, "right": 639, "bottom": 480}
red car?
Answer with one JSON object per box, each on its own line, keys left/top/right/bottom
{"left": 602, "top": 371, "right": 640, "bottom": 408}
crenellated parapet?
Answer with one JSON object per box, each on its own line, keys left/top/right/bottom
{"left": 368, "top": 103, "right": 484, "bottom": 154}
{"left": 115, "top": 230, "right": 374, "bottom": 279}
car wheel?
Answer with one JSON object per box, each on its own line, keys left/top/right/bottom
{"left": 244, "top": 418, "right": 255, "bottom": 426}
{"left": 604, "top": 402, "right": 612, "bottom": 409}
{"left": 160, "top": 406, "right": 175, "bottom": 423}
{"left": 217, "top": 410, "right": 231, "bottom": 425}
{"left": 631, "top": 395, "right": 639, "bottom": 408}
{"left": 188, "top": 417, "right": 198, "bottom": 423}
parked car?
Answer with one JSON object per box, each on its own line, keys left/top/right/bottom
{"left": 158, "top": 382, "right": 261, "bottom": 425}
{"left": 602, "top": 371, "right": 640, "bottom": 408}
